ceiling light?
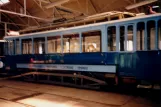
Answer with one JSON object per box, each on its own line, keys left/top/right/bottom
{"left": 45, "top": 0, "right": 70, "bottom": 9}
{"left": 152, "top": 6, "right": 159, "bottom": 8}
{"left": 0, "top": 0, "right": 10, "bottom": 5}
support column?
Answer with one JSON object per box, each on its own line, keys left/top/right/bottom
{"left": 5, "top": 23, "right": 7, "bottom": 36}
{"left": 19, "top": 39, "right": 22, "bottom": 54}
{"left": 116, "top": 25, "right": 120, "bottom": 52}
{"left": 45, "top": 36, "right": 48, "bottom": 54}
{"left": 133, "top": 23, "right": 137, "bottom": 51}
{"left": 32, "top": 38, "right": 34, "bottom": 54}
{"left": 14, "top": 39, "right": 16, "bottom": 55}
{"left": 79, "top": 32, "right": 82, "bottom": 53}
{"left": 124, "top": 25, "right": 128, "bottom": 51}
{"left": 144, "top": 22, "right": 147, "bottom": 51}
{"left": 101, "top": 25, "right": 108, "bottom": 52}
{"left": 61, "top": 35, "right": 63, "bottom": 53}
{"left": 155, "top": 21, "right": 158, "bottom": 50}
{"left": 24, "top": 0, "right": 26, "bottom": 15}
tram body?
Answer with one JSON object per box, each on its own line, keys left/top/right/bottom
{"left": 3, "top": 13, "right": 161, "bottom": 87}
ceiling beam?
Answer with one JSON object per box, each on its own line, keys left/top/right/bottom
{"left": 124, "top": 0, "right": 140, "bottom": 13}
{"left": 2, "top": 13, "right": 20, "bottom": 30}
{"left": 35, "top": 0, "right": 50, "bottom": 3}
{"left": 16, "top": 0, "right": 40, "bottom": 26}
{"left": 126, "top": 0, "right": 158, "bottom": 10}
{"left": 89, "top": 0, "right": 98, "bottom": 13}
{"left": 44, "top": 0, "right": 70, "bottom": 9}
{"left": 0, "top": 9, "right": 50, "bottom": 21}
{"left": 33, "top": 0, "right": 50, "bottom": 17}
{"left": 100, "top": 0, "right": 118, "bottom": 12}
{"left": 56, "top": 6, "right": 82, "bottom": 14}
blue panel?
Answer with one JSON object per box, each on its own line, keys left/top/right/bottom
{"left": 135, "top": 51, "right": 161, "bottom": 81}
{"left": 4, "top": 51, "right": 161, "bottom": 82}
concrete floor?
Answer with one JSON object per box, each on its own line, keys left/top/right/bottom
{"left": 0, "top": 80, "right": 159, "bottom": 107}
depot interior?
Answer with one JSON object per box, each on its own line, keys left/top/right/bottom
{"left": 0, "top": 0, "right": 160, "bottom": 55}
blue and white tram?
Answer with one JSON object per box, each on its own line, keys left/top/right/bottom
{"left": 3, "top": 13, "right": 161, "bottom": 88}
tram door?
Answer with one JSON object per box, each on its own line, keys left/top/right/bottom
{"left": 119, "top": 24, "right": 135, "bottom": 76}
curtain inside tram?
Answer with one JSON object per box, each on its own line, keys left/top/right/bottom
{"left": 147, "top": 21, "right": 155, "bottom": 50}
{"left": 34, "top": 38, "right": 45, "bottom": 54}
{"left": 137, "top": 22, "right": 145, "bottom": 51}
{"left": 16, "top": 39, "right": 20, "bottom": 54}
{"left": 47, "top": 36, "right": 61, "bottom": 53}
{"left": 127, "top": 25, "right": 133, "bottom": 51}
{"left": 63, "top": 34, "right": 79, "bottom": 53}
{"left": 82, "top": 31, "right": 101, "bottom": 52}
{"left": 22, "top": 39, "right": 32, "bottom": 54}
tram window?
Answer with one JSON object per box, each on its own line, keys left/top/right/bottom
{"left": 47, "top": 36, "right": 61, "bottom": 53}
{"left": 16, "top": 39, "right": 20, "bottom": 54}
{"left": 137, "top": 22, "right": 145, "bottom": 50}
{"left": 108, "top": 26, "right": 116, "bottom": 51}
{"left": 119, "top": 26, "right": 125, "bottom": 51}
{"left": 147, "top": 21, "right": 155, "bottom": 50}
{"left": 63, "top": 34, "right": 79, "bottom": 53}
{"left": 0, "top": 42, "right": 4, "bottom": 56}
{"left": 8, "top": 40, "right": 14, "bottom": 55}
{"left": 34, "top": 38, "right": 45, "bottom": 54}
{"left": 158, "top": 20, "right": 161, "bottom": 49}
{"left": 82, "top": 31, "right": 101, "bottom": 52}
{"left": 4, "top": 41, "right": 8, "bottom": 55}
{"left": 127, "top": 25, "right": 133, "bottom": 51}
{"left": 22, "top": 39, "right": 32, "bottom": 54}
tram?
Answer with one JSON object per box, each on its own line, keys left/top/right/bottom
{"left": 3, "top": 12, "right": 161, "bottom": 88}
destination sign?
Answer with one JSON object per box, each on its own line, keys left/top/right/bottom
{"left": 16, "top": 64, "right": 116, "bottom": 73}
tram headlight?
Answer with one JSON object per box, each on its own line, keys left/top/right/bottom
{"left": 0, "top": 61, "right": 3, "bottom": 68}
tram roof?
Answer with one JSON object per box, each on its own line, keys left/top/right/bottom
{"left": 4, "top": 13, "right": 161, "bottom": 40}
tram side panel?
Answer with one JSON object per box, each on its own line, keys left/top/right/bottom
{"left": 135, "top": 51, "right": 161, "bottom": 83}
{"left": 4, "top": 51, "right": 161, "bottom": 84}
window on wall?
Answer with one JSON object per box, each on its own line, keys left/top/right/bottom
{"left": 127, "top": 25, "right": 133, "bottom": 51}
{"left": 63, "top": 34, "right": 80, "bottom": 53}
{"left": 82, "top": 31, "right": 101, "bottom": 52}
{"left": 119, "top": 26, "right": 125, "bottom": 51}
{"left": 34, "top": 38, "right": 45, "bottom": 54}
{"left": 16, "top": 39, "right": 20, "bottom": 54}
{"left": 137, "top": 22, "right": 145, "bottom": 51}
{"left": 22, "top": 39, "right": 32, "bottom": 54}
{"left": 108, "top": 26, "right": 116, "bottom": 51}
{"left": 47, "top": 36, "right": 61, "bottom": 53}
{"left": 147, "top": 21, "right": 155, "bottom": 50}
{"left": 158, "top": 20, "right": 161, "bottom": 49}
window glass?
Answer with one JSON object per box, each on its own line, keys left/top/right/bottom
{"left": 34, "top": 38, "right": 45, "bottom": 54}
{"left": 8, "top": 40, "right": 14, "bottom": 55}
{"left": 158, "top": 20, "right": 161, "bottom": 49}
{"left": 4, "top": 41, "right": 9, "bottom": 55}
{"left": 119, "top": 26, "right": 125, "bottom": 51}
{"left": 63, "top": 34, "right": 79, "bottom": 53}
{"left": 108, "top": 26, "right": 116, "bottom": 51}
{"left": 22, "top": 39, "right": 32, "bottom": 54}
{"left": 16, "top": 39, "right": 20, "bottom": 54}
{"left": 147, "top": 21, "right": 155, "bottom": 50}
{"left": 127, "top": 25, "right": 133, "bottom": 51}
{"left": 47, "top": 36, "right": 61, "bottom": 53}
{"left": 82, "top": 31, "right": 101, "bottom": 52}
{"left": 137, "top": 22, "right": 145, "bottom": 50}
